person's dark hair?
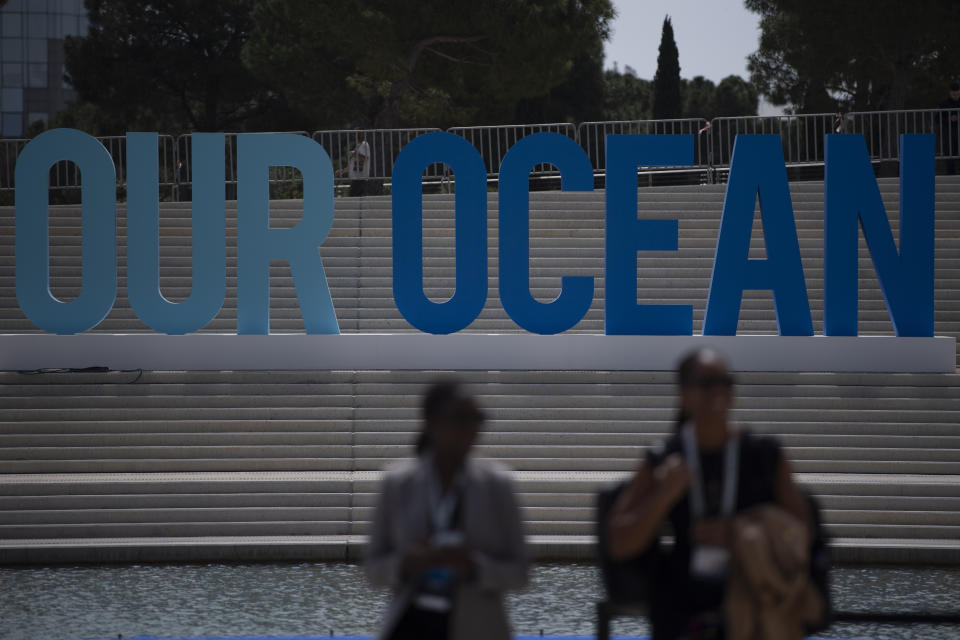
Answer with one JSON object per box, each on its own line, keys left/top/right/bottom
{"left": 672, "top": 348, "right": 731, "bottom": 430}
{"left": 416, "top": 379, "right": 483, "bottom": 454}
{"left": 673, "top": 350, "right": 702, "bottom": 430}
{"left": 950, "top": 82, "right": 960, "bottom": 92}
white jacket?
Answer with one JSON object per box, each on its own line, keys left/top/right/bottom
{"left": 364, "top": 455, "right": 529, "bottom": 640}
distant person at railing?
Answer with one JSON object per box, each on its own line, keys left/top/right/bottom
{"left": 349, "top": 130, "right": 371, "bottom": 191}
{"left": 939, "top": 82, "right": 960, "bottom": 174}
{"left": 335, "top": 129, "right": 371, "bottom": 195}
{"left": 365, "top": 379, "right": 528, "bottom": 640}
{"left": 605, "top": 348, "right": 823, "bottom": 640}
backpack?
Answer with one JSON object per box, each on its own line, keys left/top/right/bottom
{"left": 805, "top": 492, "right": 833, "bottom": 633}
{"left": 596, "top": 480, "right": 663, "bottom": 605}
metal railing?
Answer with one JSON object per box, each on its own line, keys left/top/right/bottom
{"left": 578, "top": 118, "right": 710, "bottom": 174}
{"left": 447, "top": 122, "right": 577, "bottom": 177}
{"left": 0, "top": 138, "right": 28, "bottom": 194}
{"left": 313, "top": 127, "right": 442, "bottom": 183}
{"left": 846, "top": 108, "right": 960, "bottom": 160}
{"left": 709, "top": 113, "right": 839, "bottom": 170}
{"left": 175, "top": 131, "right": 309, "bottom": 201}
{"left": 2, "top": 108, "right": 960, "bottom": 200}
{"left": 0, "top": 134, "right": 177, "bottom": 199}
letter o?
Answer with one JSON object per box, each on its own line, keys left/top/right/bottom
{"left": 392, "top": 132, "right": 487, "bottom": 334}
{"left": 15, "top": 129, "right": 117, "bottom": 334}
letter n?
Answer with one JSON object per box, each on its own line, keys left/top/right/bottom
{"left": 824, "top": 134, "right": 935, "bottom": 337}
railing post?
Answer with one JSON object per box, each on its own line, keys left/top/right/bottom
{"left": 705, "top": 120, "right": 715, "bottom": 184}
{"left": 172, "top": 134, "right": 182, "bottom": 202}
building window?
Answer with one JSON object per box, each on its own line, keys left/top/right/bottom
{"left": 27, "top": 63, "right": 46, "bottom": 88}
{"left": 2, "top": 63, "right": 23, "bottom": 87}
{"left": 47, "top": 13, "right": 60, "bottom": 39}
{"left": 1, "top": 37, "right": 24, "bottom": 62}
{"left": 1, "top": 12, "right": 23, "bottom": 38}
{"left": 27, "top": 13, "right": 45, "bottom": 38}
{"left": 2, "top": 112, "right": 23, "bottom": 137}
{"left": 28, "top": 38, "right": 46, "bottom": 64}
{"left": 27, "top": 111, "right": 48, "bottom": 128}
{"left": 1, "top": 88, "right": 23, "bottom": 111}
{"left": 61, "top": 13, "right": 80, "bottom": 37}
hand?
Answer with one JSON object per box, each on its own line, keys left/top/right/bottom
{"left": 654, "top": 453, "right": 691, "bottom": 502}
{"left": 692, "top": 518, "right": 730, "bottom": 547}
{"left": 402, "top": 542, "right": 475, "bottom": 578}
{"left": 434, "top": 544, "right": 476, "bottom": 578}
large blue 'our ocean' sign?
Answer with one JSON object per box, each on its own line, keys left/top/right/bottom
{"left": 13, "top": 129, "right": 935, "bottom": 337}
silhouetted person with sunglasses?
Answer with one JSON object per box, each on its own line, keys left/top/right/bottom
{"left": 605, "top": 348, "right": 813, "bottom": 640}
{"left": 365, "top": 379, "right": 528, "bottom": 640}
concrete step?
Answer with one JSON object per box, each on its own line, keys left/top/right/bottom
{"left": 0, "top": 493, "right": 353, "bottom": 510}
{"left": 4, "top": 431, "right": 959, "bottom": 451}
{"left": 3, "top": 456, "right": 956, "bottom": 476}
{"left": 2, "top": 513, "right": 957, "bottom": 542}
{"left": 0, "top": 177, "right": 957, "bottom": 563}
{"left": 2, "top": 389, "right": 958, "bottom": 411}
{"left": 0, "top": 520, "right": 352, "bottom": 538}
{"left": 0, "top": 378, "right": 958, "bottom": 399}
{"left": 3, "top": 470, "right": 955, "bottom": 496}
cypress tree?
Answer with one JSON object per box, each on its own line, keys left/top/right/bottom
{"left": 652, "top": 16, "right": 682, "bottom": 119}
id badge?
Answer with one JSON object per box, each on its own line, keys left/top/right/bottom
{"left": 414, "top": 567, "right": 455, "bottom": 612}
{"left": 691, "top": 545, "right": 730, "bottom": 580}
{"left": 432, "top": 530, "right": 464, "bottom": 547}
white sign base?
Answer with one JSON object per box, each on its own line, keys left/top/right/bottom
{"left": 0, "top": 334, "right": 954, "bottom": 372}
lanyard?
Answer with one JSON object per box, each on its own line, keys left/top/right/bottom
{"left": 681, "top": 422, "right": 740, "bottom": 520}
{"left": 427, "top": 466, "right": 462, "bottom": 534}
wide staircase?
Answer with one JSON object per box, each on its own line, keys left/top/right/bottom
{"left": 0, "top": 177, "right": 958, "bottom": 564}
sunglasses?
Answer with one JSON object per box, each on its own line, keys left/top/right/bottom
{"left": 691, "top": 374, "right": 735, "bottom": 389}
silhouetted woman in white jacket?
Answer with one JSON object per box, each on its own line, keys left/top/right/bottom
{"left": 365, "top": 380, "right": 528, "bottom": 640}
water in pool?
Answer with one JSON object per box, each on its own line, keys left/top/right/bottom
{"left": 2, "top": 563, "right": 958, "bottom": 640}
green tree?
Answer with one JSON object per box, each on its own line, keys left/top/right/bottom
{"left": 63, "top": 0, "right": 287, "bottom": 134}
{"left": 516, "top": 40, "right": 608, "bottom": 124}
{"left": 244, "top": 0, "right": 615, "bottom": 129}
{"left": 683, "top": 76, "right": 716, "bottom": 118}
{"left": 602, "top": 68, "right": 652, "bottom": 121}
{"left": 747, "top": 0, "right": 960, "bottom": 112}
{"left": 713, "top": 75, "right": 759, "bottom": 117}
{"left": 652, "top": 16, "right": 682, "bottom": 119}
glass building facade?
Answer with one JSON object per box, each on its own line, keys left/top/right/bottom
{"left": 0, "top": 0, "right": 89, "bottom": 138}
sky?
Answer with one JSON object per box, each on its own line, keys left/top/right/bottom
{"left": 603, "top": 0, "right": 761, "bottom": 82}
{"left": 603, "top": 0, "right": 783, "bottom": 115}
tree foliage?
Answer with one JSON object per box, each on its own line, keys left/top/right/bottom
{"left": 682, "top": 76, "right": 715, "bottom": 119}
{"left": 603, "top": 69, "right": 652, "bottom": 121}
{"left": 652, "top": 16, "right": 682, "bottom": 119}
{"left": 60, "top": 0, "right": 613, "bottom": 133}
{"left": 64, "top": 0, "right": 285, "bottom": 134}
{"left": 244, "top": 0, "right": 615, "bottom": 129}
{"left": 746, "top": 0, "right": 960, "bottom": 112}
{"left": 603, "top": 70, "right": 757, "bottom": 123}
{"left": 516, "top": 39, "right": 608, "bottom": 124}
{"left": 713, "top": 75, "right": 759, "bottom": 117}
